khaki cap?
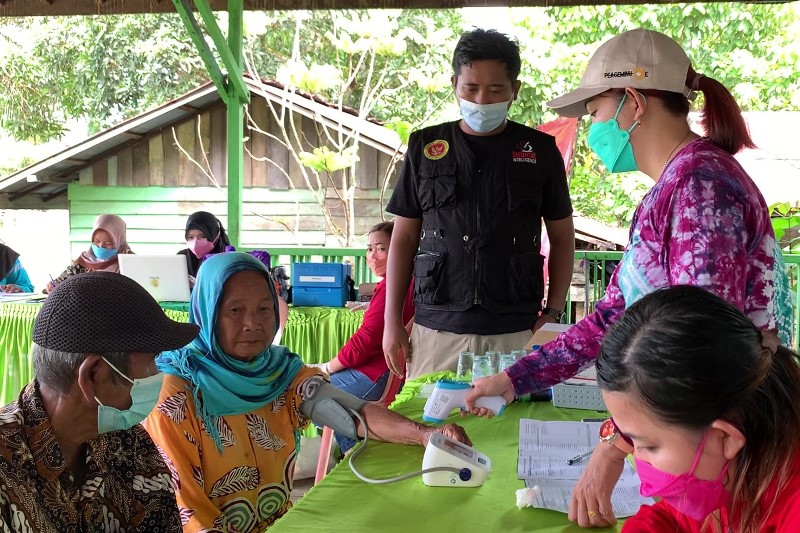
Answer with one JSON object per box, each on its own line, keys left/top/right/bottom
{"left": 547, "top": 29, "right": 692, "bottom": 117}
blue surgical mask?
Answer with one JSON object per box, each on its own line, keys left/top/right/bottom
{"left": 95, "top": 357, "right": 164, "bottom": 434}
{"left": 587, "top": 94, "right": 641, "bottom": 173}
{"left": 91, "top": 244, "right": 119, "bottom": 261}
{"left": 459, "top": 99, "right": 510, "bottom": 134}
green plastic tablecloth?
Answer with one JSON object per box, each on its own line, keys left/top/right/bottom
{"left": 271, "top": 372, "right": 622, "bottom": 533}
{"left": 0, "top": 302, "right": 364, "bottom": 406}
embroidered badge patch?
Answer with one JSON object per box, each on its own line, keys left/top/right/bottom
{"left": 512, "top": 140, "right": 537, "bottom": 164}
{"left": 424, "top": 140, "right": 449, "bottom": 160}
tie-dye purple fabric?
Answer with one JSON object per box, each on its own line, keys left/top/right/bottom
{"left": 507, "top": 138, "right": 793, "bottom": 395}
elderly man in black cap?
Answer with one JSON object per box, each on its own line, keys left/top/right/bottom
{"left": 0, "top": 271, "right": 199, "bottom": 532}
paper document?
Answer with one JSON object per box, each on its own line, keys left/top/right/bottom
{"left": 0, "top": 293, "right": 45, "bottom": 303}
{"left": 518, "top": 419, "right": 654, "bottom": 517}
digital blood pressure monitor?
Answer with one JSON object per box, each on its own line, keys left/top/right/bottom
{"left": 421, "top": 433, "right": 492, "bottom": 487}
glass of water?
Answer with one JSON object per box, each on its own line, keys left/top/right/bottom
{"left": 456, "top": 351, "right": 474, "bottom": 381}
{"left": 484, "top": 351, "right": 500, "bottom": 373}
{"left": 511, "top": 349, "right": 528, "bottom": 361}
{"left": 498, "top": 354, "right": 516, "bottom": 372}
{"left": 472, "top": 354, "right": 494, "bottom": 380}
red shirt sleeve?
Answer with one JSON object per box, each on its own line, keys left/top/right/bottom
{"left": 622, "top": 502, "right": 700, "bottom": 533}
{"left": 336, "top": 279, "right": 414, "bottom": 381}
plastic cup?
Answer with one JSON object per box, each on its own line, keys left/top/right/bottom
{"left": 456, "top": 351, "right": 474, "bottom": 381}
{"left": 498, "top": 354, "right": 516, "bottom": 372}
{"left": 484, "top": 351, "right": 500, "bottom": 373}
{"left": 472, "top": 354, "right": 494, "bottom": 380}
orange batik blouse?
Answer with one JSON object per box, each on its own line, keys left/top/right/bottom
{"left": 145, "top": 366, "right": 322, "bottom": 533}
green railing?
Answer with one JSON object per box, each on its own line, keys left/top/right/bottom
{"left": 250, "top": 247, "right": 800, "bottom": 349}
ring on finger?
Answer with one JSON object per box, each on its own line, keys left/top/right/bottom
{"left": 587, "top": 510, "right": 600, "bottom": 518}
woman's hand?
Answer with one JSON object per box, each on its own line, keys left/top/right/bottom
{"left": 567, "top": 443, "right": 625, "bottom": 528}
{"left": 421, "top": 424, "right": 472, "bottom": 447}
{"left": 0, "top": 284, "right": 22, "bottom": 293}
{"left": 464, "top": 372, "right": 516, "bottom": 417}
{"left": 346, "top": 301, "right": 369, "bottom": 312}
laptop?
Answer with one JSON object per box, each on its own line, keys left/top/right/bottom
{"left": 118, "top": 255, "right": 191, "bottom": 302}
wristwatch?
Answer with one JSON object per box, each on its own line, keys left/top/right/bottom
{"left": 599, "top": 418, "right": 634, "bottom": 455}
{"left": 541, "top": 306, "right": 566, "bottom": 323}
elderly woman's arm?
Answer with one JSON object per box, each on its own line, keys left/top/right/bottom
{"left": 144, "top": 386, "right": 228, "bottom": 533}
{"left": 356, "top": 403, "right": 471, "bottom": 447}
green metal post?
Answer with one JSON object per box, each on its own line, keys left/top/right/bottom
{"left": 171, "top": 0, "right": 229, "bottom": 104}
{"left": 172, "top": 0, "right": 249, "bottom": 248}
{"left": 226, "top": 0, "right": 245, "bottom": 248}
{"left": 193, "top": 0, "right": 250, "bottom": 104}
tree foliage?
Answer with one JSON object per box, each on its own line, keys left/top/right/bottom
{"left": 508, "top": 2, "right": 799, "bottom": 225}
{"left": 1, "top": 4, "right": 797, "bottom": 228}
{"left": 243, "top": 10, "right": 461, "bottom": 140}
{"left": 240, "top": 10, "right": 462, "bottom": 245}
{"left": 0, "top": 15, "right": 207, "bottom": 141}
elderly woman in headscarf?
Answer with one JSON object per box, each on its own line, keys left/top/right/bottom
{"left": 145, "top": 253, "right": 470, "bottom": 533}
{"left": 44, "top": 214, "right": 132, "bottom": 293}
{"left": 0, "top": 243, "right": 34, "bottom": 293}
{"left": 177, "top": 211, "right": 231, "bottom": 282}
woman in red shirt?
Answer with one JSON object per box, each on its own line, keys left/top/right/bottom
{"left": 319, "top": 222, "right": 414, "bottom": 452}
{"left": 597, "top": 285, "right": 800, "bottom": 533}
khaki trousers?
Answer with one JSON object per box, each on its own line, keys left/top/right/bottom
{"left": 406, "top": 324, "right": 532, "bottom": 380}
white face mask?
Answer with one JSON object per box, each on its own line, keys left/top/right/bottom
{"left": 458, "top": 99, "right": 511, "bottom": 133}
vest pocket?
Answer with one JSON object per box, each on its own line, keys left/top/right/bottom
{"left": 506, "top": 252, "right": 544, "bottom": 303}
{"left": 505, "top": 174, "right": 538, "bottom": 212}
{"left": 419, "top": 173, "right": 457, "bottom": 211}
{"left": 413, "top": 251, "right": 448, "bottom": 305}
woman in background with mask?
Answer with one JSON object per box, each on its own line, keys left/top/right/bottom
{"left": 45, "top": 214, "right": 133, "bottom": 293}
{"left": 465, "top": 28, "right": 792, "bottom": 528}
{"left": 177, "top": 211, "right": 230, "bottom": 285}
{"left": 597, "top": 285, "right": 800, "bottom": 532}
{"left": 0, "top": 243, "right": 34, "bottom": 293}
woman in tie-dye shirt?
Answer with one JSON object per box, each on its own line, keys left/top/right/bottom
{"left": 466, "top": 29, "right": 792, "bottom": 529}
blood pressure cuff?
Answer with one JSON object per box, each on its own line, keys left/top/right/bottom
{"left": 300, "top": 377, "right": 368, "bottom": 439}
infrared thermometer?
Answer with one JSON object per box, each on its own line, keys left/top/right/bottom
{"left": 422, "top": 380, "right": 506, "bottom": 423}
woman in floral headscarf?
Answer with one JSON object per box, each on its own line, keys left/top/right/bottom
{"left": 44, "top": 214, "right": 133, "bottom": 293}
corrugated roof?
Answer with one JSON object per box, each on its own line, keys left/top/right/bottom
{"left": 0, "top": 79, "right": 403, "bottom": 202}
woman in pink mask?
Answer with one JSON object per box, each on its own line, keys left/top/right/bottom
{"left": 177, "top": 211, "right": 230, "bottom": 283}
{"left": 45, "top": 214, "right": 133, "bottom": 293}
{"left": 597, "top": 285, "right": 800, "bottom": 533}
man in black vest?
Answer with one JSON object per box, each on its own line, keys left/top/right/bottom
{"left": 383, "top": 29, "right": 575, "bottom": 380}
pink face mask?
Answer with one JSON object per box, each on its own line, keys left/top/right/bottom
{"left": 188, "top": 235, "right": 217, "bottom": 259}
{"left": 635, "top": 432, "right": 729, "bottom": 522}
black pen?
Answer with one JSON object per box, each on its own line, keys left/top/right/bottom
{"left": 566, "top": 448, "right": 594, "bottom": 465}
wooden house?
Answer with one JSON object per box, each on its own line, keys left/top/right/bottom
{"left": 0, "top": 79, "right": 404, "bottom": 257}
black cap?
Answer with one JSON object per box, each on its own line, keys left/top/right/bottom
{"left": 33, "top": 271, "right": 199, "bottom": 353}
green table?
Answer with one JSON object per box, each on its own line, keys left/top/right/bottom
{"left": 272, "top": 373, "right": 621, "bottom": 533}
{"left": 0, "top": 302, "right": 364, "bottom": 405}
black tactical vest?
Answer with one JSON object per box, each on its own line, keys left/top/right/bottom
{"left": 411, "top": 121, "right": 554, "bottom": 316}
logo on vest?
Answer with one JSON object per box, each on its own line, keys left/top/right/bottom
{"left": 512, "top": 141, "right": 537, "bottom": 164}
{"left": 424, "top": 140, "right": 449, "bottom": 160}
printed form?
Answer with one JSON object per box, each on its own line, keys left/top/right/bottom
{"left": 518, "top": 419, "right": 655, "bottom": 517}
